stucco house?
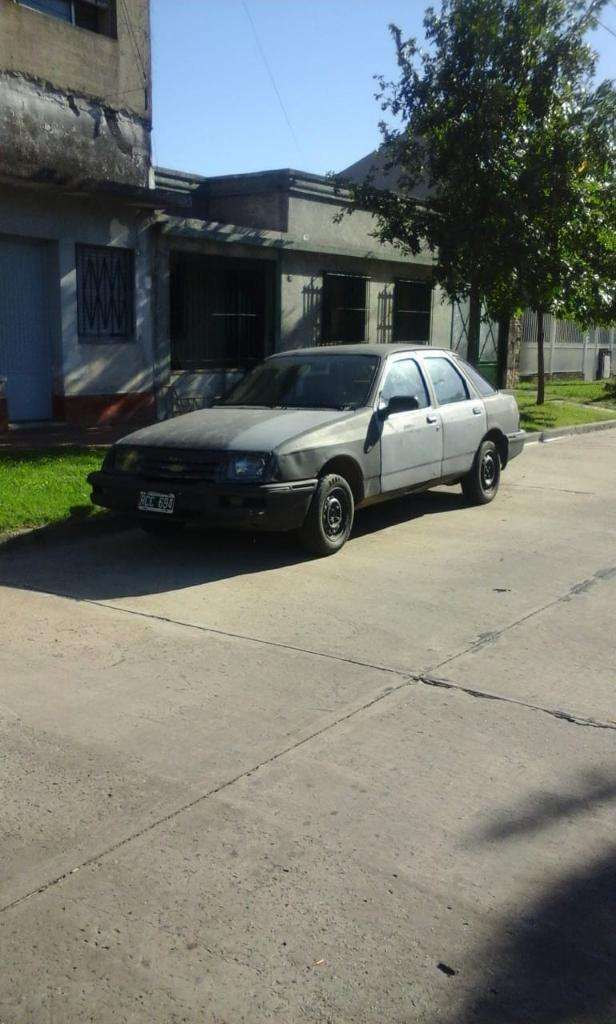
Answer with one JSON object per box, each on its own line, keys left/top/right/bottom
{"left": 0, "top": 0, "right": 504, "bottom": 434}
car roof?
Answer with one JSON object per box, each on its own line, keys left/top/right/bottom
{"left": 268, "top": 344, "right": 452, "bottom": 359}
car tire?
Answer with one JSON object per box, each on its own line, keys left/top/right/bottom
{"left": 298, "top": 473, "right": 354, "bottom": 556}
{"left": 139, "top": 519, "right": 185, "bottom": 536}
{"left": 461, "top": 439, "right": 501, "bottom": 504}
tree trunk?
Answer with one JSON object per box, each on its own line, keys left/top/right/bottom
{"left": 505, "top": 315, "right": 522, "bottom": 389}
{"left": 467, "top": 282, "right": 481, "bottom": 365}
{"left": 536, "top": 309, "right": 545, "bottom": 405}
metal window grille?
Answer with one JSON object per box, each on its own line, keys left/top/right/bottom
{"left": 393, "top": 280, "right": 432, "bottom": 342}
{"left": 170, "top": 253, "right": 270, "bottom": 371}
{"left": 76, "top": 244, "right": 134, "bottom": 341}
{"left": 321, "top": 273, "right": 367, "bottom": 344}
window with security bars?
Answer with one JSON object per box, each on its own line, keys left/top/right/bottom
{"left": 170, "top": 253, "right": 271, "bottom": 371}
{"left": 76, "top": 245, "right": 134, "bottom": 341}
{"left": 321, "top": 273, "right": 367, "bottom": 344}
{"left": 393, "top": 280, "right": 432, "bottom": 343}
{"left": 19, "top": 0, "right": 116, "bottom": 36}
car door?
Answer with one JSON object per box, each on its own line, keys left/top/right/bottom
{"left": 422, "top": 355, "right": 487, "bottom": 477}
{"left": 379, "top": 356, "right": 443, "bottom": 492}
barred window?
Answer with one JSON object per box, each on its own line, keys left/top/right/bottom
{"left": 76, "top": 244, "right": 134, "bottom": 341}
{"left": 321, "top": 273, "right": 367, "bottom": 344}
{"left": 393, "top": 280, "right": 432, "bottom": 342}
{"left": 170, "top": 252, "right": 271, "bottom": 371}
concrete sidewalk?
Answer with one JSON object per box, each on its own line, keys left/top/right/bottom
{"left": 0, "top": 431, "right": 615, "bottom": 1023}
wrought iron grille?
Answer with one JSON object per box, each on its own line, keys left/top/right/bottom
{"left": 77, "top": 245, "right": 134, "bottom": 341}
{"left": 170, "top": 253, "right": 270, "bottom": 370}
{"left": 321, "top": 273, "right": 367, "bottom": 344}
{"left": 393, "top": 280, "right": 432, "bottom": 342}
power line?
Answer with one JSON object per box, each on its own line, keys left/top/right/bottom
{"left": 241, "top": 0, "right": 304, "bottom": 162}
{"left": 597, "top": 17, "right": 616, "bottom": 37}
{"left": 119, "top": 0, "right": 149, "bottom": 108}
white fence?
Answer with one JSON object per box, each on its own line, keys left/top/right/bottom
{"left": 519, "top": 311, "right": 616, "bottom": 380}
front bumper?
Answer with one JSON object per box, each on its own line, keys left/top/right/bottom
{"left": 88, "top": 471, "right": 317, "bottom": 532}
{"left": 507, "top": 430, "right": 526, "bottom": 461}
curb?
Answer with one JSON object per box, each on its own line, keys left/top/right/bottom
{"left": 524, "top": 418, "right": 616, "bottom": 444}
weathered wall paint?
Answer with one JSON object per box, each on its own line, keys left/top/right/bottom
{"left": 0, "top": 0, "right": 151, "bottom": 119}
{"left": 0, "top": 186, "right": 155, "bottom": 401}
{"left": 0, "top": 71, "right": 150, "bottom": 188}
{"left": 0, "top": 0, "right": 151, "bottom": 188}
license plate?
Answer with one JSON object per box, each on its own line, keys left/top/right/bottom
{"left": 138, "top": 491, "right": 175, "bottom": 515}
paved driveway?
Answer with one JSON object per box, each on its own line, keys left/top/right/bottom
{"left": 1, "top": 431, "right": 615, "bottom": 1023}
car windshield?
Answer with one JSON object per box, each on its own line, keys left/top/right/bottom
{"left": 222, "top": 353, "right": 380, "bottom": 410}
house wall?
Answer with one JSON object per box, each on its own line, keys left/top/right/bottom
{"left": 279, "top": 250, "right": 451, "bottom": 350}
{"left": 287, "top": 193, "right": 434, "bottom": 265}
{"left": 156, "top": 222, "right": 454, "bottom": 419}
{"left": 0, "top": 186, "right": 155, "bottom": 424}
{"left": 0, "top": 0, "right": 151, "bottom": 188}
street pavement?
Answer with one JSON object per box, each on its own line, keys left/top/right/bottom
{"left": 0, "top": 430, "right": 614, "bottom": 1023}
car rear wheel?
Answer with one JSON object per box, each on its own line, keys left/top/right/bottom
{"left": 298, "top": 473, "right": 354, "bottom": 556}
{"left": 461, "top": 439, "right": 501, "bottom": 504}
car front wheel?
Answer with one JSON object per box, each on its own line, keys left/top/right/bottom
{"left": 462, "top": 439, "right": 501, "bottom": 504}
{"left": 299, "top": 473, "right": 354, "bottom": 556}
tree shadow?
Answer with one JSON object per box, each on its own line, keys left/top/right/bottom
{"left": 470, "top": 770, "right": 616, "bottom": 845}
{"left": 454, "top": 847, "right": 616, "bottom": 1024}
{"left": 449, "top": 775, "right": 616, "bottom": 1024}
{"left": 0, "top": 487, "right": 465, "bottom": 602}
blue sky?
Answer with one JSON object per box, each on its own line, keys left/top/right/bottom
{"left": 151, "top": 0, "right": 616, "bottom": 178}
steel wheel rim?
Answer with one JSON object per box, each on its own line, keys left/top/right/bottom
{"left": 322, "top": 488, "right": 348, "bottom": 538}
{"left": 481, "top": 450, "right": 498, "bottom": 490}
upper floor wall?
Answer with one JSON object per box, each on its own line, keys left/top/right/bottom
{"left": 0, "top": 0, "right": 151, "bottom": 188}
{"left": 0, "top": 0, "right": 151, "bottom": 118}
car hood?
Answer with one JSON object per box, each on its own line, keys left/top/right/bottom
{"left": 117, "top": 406, "right": 355, "bottom": 453}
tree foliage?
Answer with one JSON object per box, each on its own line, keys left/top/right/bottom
{"left": 342, "top": 0, "right": 616, "bottom": 400}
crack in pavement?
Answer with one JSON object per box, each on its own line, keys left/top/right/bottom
{"left": 0, "top": 673, "right": 416, "bottom": 917}
{"left": 3, "top": 661, "right": 614, "bottom": 921}
{"left": 430, "top": 564, "right": 616, "bottom": 670}
{"left": 2, "top": 565, "right": 614, "bottom": 916}
{"left": 415, "top": 674, "right": 616, "bottom": 732}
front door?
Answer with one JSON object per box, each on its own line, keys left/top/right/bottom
{"left": 423, "top": 355, "right": 487, "bottom": 477}
{"left": 0, "top": 236, "right": 52, "bottom": 422}
{"left": 379, "top": 356, "right": 443, "bottom": 492}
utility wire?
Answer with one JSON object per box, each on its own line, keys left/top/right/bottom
{"left": 241, "top": 0, "right": 304, "bottom": 162}
{"left": 596, "top": 17, "right": 616, "bottom": 37}
{"left": 119, "top": 0, "right": 149, "bottom": 108}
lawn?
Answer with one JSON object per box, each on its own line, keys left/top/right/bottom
{"left": 514, "top": 379, "right": 616, "bottom": 432}
{"left": 0, "top": 447, "right": 105, "bottom": 534}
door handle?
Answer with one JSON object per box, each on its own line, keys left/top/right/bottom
{"left": 472, "top": 406, "right": 483, "bottom": 415}
{"left": 426, "top": 414, "right": 438, "bottom": 424}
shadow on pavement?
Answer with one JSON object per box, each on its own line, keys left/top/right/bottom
{"left": 0, "top": 488, "right": 465, "bottom": 602}
{"left": 470, "top": 769, "right": 616, "bottom": 845}
{"left": 448, "top": 775, "right": 616, "bottom": 1024}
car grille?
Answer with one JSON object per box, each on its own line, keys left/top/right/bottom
{"left": 139, "top": 449, "right": 225, "bottom": 483}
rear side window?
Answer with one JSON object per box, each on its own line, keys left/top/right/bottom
{"left": 380, "top": 359, "right": 430, "bottom": 409}
{"left": 425, "top": 357, "right": 469, "bottom": 405}
{"left": 456, "top": 359, "right": 497, "bottom": 397}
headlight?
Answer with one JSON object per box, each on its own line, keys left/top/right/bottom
{"left": 227, "top": 452, "right": 270, "bottom": 482}
{"left": 113, "top": 447, "right": 142, "bottom": 474}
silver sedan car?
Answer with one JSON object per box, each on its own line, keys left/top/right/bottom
{"left": 89, "top": 344, "right": 524, "bottom": 556}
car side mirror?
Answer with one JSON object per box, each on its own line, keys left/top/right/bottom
{"left": 381, "top": 394, "right": 420, "bottom": 418}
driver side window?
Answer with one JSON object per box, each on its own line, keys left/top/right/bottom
{"left": 380, "top": 359, "right": 430, "bottom": 409}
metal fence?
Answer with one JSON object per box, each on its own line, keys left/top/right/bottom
{"left": 519, "top": 311, "right": 616, "bottom": 379}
